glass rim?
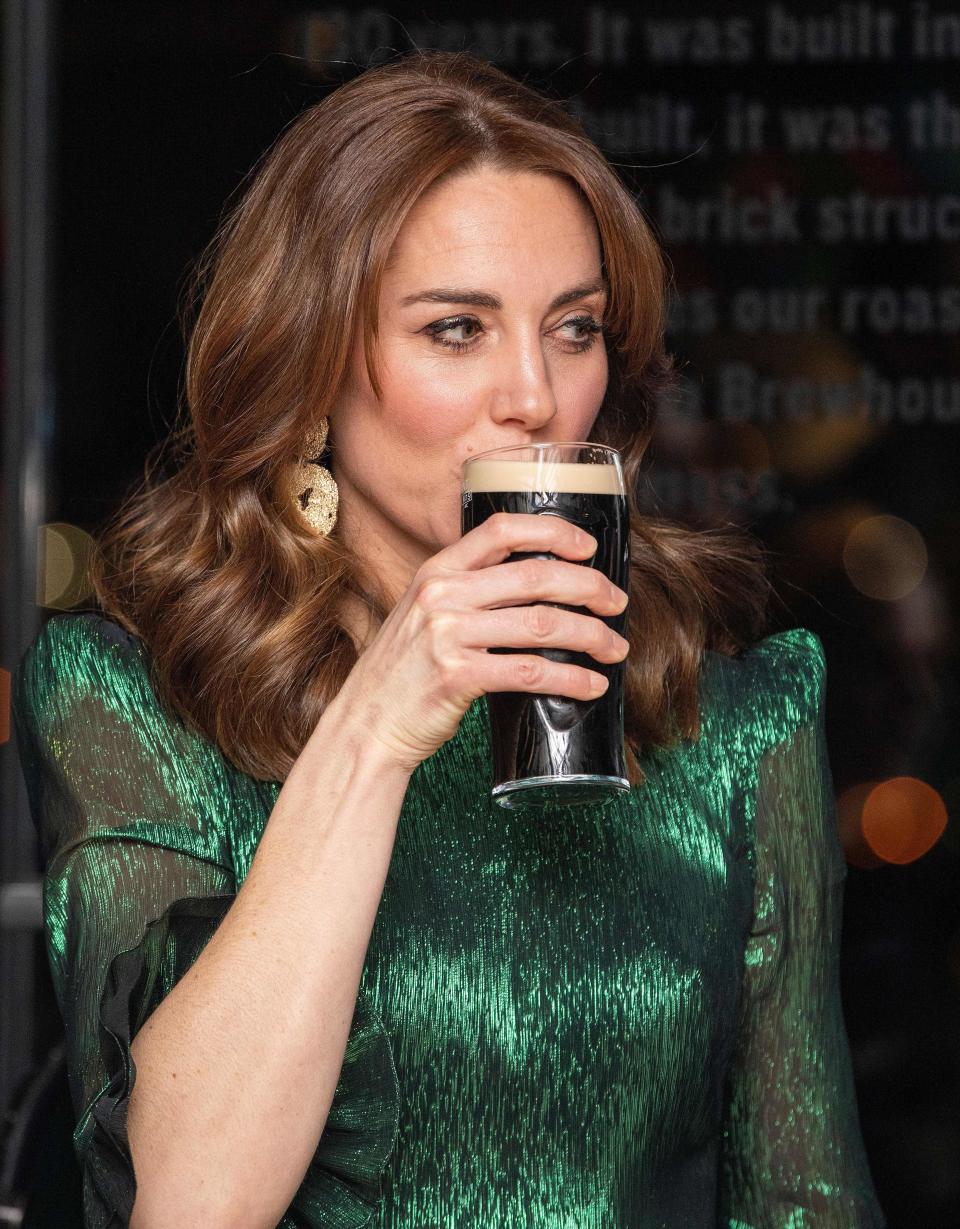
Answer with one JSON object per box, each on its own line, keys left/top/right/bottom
{"left": 464, "top": 441, "right": 620, "bottom": 465}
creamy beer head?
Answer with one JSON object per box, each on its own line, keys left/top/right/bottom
{"left": 462, "top": 459, "right": 621, "bottom": 496}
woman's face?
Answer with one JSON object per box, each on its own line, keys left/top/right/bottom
{"left": 329, "top": 164, "right": 609, "bottom": 605}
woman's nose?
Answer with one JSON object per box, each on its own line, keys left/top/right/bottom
{"left": 487, "top": 330, "right": 558, "bottom": 429}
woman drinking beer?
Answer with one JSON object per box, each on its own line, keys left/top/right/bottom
{"left": 13, "top": 49, "right": 885, "bottom": 1229}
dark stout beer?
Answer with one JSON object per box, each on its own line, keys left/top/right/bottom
{"left": 461, "top": 456, "right": 630, "bottom": 809}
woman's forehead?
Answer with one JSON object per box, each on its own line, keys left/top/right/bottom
{"left": 383, "top": 172, "right": 601, "bottom": 286}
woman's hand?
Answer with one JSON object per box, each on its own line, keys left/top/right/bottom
{"left": 333, "top": 512, "right": 630, "bottom": 772}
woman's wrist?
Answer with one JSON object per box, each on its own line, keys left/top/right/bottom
{"left": 305, "top": 687, "right": 417, "bottom": 784}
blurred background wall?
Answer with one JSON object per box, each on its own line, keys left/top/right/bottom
{"left": 2, "top": 2, "right": 958, "bottom": 1225}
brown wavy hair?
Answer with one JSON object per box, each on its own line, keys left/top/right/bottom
{"left": 89, "top": 49, "right": 772, "bottom": 786}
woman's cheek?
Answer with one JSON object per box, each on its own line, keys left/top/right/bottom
{"left": 383, "top": 350, "right": 474, "bottom": 433}
{"left": 393, "top": 378, "right": 479, "bottom": 444}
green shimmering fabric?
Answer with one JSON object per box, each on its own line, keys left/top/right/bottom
{"left": 13, "top": 611, "right": 886, "bottom": 1228}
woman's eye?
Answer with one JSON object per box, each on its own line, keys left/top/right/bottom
{"left": 425, "top": 316, "right": 482, "bottom": 352}
{"left": 563, "top": 315, "right": 605, "bottom": 349}
{"left": 425, "top": 314, "right": 605, "bottom": 354}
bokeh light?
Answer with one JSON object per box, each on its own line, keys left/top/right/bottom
{"left": 842, "top": 513, "right": 928, "bottom": 601}
{"left": 861, "top": 776, "right": 948, "bottom": 865}
{"left": 38, "top": 522, "right": 97, "bottom": 609}
{"left": 757, "top": 335, "right": 883, "bottom": 482}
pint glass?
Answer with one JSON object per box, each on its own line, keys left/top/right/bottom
{"left": 460, "top": 442, "right": 630, "bottom": 810}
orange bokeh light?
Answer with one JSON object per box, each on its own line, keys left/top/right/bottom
{"left": 861, "top": 776, "right": 948, "bottom": 865}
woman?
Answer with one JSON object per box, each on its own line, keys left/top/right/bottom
{"left": 13, "top": 49, "right": 885, "bottom": 1229}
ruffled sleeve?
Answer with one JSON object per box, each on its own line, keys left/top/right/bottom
{"left": 716, "top": 629, "right": 886, "bottom": 1227}
{"left": 12, "top": 612, "right": 398, "bottom": 1229}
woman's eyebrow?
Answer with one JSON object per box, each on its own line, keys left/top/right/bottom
{"left": 400, "top": 277, "right": 609, "bottom": 312}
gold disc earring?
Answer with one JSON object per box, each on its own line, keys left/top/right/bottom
{"left": 291, "top": 417, "right": 339, "bottom": 537}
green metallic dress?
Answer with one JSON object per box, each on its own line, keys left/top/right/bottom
{"left": 13, "top": 611, "right": 886, "bottom": 1229}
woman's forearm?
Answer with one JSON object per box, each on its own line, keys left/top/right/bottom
{"left": 127, "top": 692, "right": 413, "bottom": 1229}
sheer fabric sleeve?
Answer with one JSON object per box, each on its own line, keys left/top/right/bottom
{"left": 13, "top": 612, "right": 400, "bottom": 1229}
{"left": 717, "top": 630, "right": 886, "bottom": 1228}
{"left": 11, "top": 613, "right": 236, "bottom": 1227}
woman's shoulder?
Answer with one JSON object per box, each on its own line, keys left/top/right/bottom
{"left": 19, "top": 607, "right": 142, "bottom": 662}
{"left": 714, "top": 625, "right": 824, "bottom": 685}
{"left": 11, "top": 610, "right": 197, "bottom": 778}
{"left": 13, "top": 610, "right": 253, "bottom": 863}
{"left": 699, "top": 626, "right": 827, "bottom": 750}
{"left": 14, "top": 610, "right": 145, "bottom": 713}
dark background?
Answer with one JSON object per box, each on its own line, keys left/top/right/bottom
{"left": 2, "top": 2, "right": 958, "bottom": 1225}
